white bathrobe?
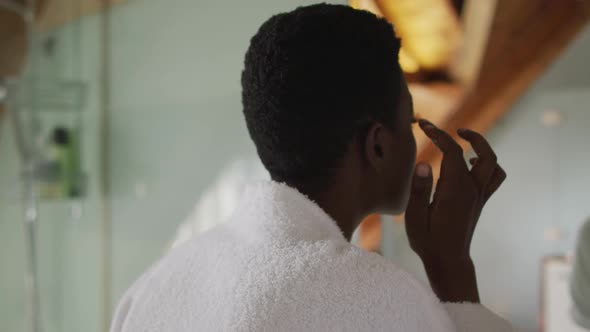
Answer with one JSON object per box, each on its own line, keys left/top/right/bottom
{"left": 111, "top": 181, "right": 513, "bottom": 332}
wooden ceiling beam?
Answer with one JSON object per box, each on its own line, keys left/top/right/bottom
{"left": 419, "top": 0, "right": 590, "bottom": 179}
{"left": 359, "top": 0, "right": 589, "bottom": 251}
{"left": 449, "top": 0, "right": 497, "bottom": 87}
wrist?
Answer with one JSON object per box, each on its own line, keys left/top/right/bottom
{"left": 420, "top": 255, "right": 480, "bottom": 303}
{"left": 420, "top": 254, "right": 474, "bottom": 271}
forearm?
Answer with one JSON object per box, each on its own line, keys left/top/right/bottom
{"left": 421, "top": 256, "right": 480, "bottom": 303}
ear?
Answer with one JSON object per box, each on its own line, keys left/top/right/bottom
{"left": 364, "top": 122, "right": 390, "bottom": 172}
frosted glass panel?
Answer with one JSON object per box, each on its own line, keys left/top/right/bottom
{"left": 0, "top": 0, "right": 105, "bottom": 331}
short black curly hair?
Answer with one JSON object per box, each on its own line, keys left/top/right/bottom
{"left": 242, "top": 3, "right": 402, "bottom": 186}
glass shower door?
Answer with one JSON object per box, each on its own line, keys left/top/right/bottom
{"left": 0, "top": 1, "right": 108, "bottom": 331}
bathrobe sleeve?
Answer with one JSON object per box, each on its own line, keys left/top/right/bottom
{"left": 110, "top": 280, "right": 140, "bottom": 332}
{"left": 109, "top": 266, "right": 154, "bottom": 332}
{"left": 110, "top": 296, "right": 131, "bottom": 332}
{"left": 443, "top": 302, "right": 514, "bottom": 331}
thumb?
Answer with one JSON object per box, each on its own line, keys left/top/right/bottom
{"left": 406, "top": 163, "right": 433, "bottom": 237}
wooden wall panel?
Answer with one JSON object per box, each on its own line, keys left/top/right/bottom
{"left": 38, "top": 0, "right": 130, "bottom": 30}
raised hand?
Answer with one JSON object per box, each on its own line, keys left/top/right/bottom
{"left": 405, "top": 120, "right": 506, "bottom": 303}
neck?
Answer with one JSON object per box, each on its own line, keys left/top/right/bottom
{"left": 296, "top": 179, "right": 367, "bottom": 241}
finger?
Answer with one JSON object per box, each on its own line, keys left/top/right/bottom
{"left": 458, "top": 129, "right": 497, "bottom": 190}
{"left": 418, "top": 120, "right": 469, "bottom": 180}
{"left": 457, "top": 129, "right": 497, "bottom": 162}
{"left": 406, "top": 163, "right": 433, "bottom": 238}
{"left": 468, "top": 159, "right": 506, "bottom": 200}
{"left": 419, "top": 120, "right": 465, "bottom": 159}
{"left": 483, "top": 164, "right": 507, "bottom": 201}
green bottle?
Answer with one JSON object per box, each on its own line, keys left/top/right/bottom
{"left": 39, "top": 127, "right": 82, "bottom": 199}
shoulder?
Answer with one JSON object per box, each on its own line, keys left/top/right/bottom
{"left": 343, "top": 249, "right": 513, "bottom": 331}
{"left": 109, "top": 234, "right": 216, "bottom": 331}
{"left": 348, "top": 247, "right": 437, "bottom": 298}
{"left": 328, "top": 246, "right": 456, "bottom": 330}
{"left": 336, "top": 245, "right": 418, "bottom": 281}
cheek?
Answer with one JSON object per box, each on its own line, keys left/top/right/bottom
{"left": 383, "top": 133, "right": 417, "bottom": 212}
{"left": 410, "top": 135, "right": 417, "bottom": 168}
{"left": 402, "top": 130, "right": 417, "bottom": 175}
{"left": 389, "top": 131, "right": 416, "bottom": 183}
{"left": 399, "top": 134, "right": 417, "bottom": 201}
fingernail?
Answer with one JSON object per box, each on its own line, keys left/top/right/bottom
{"left": 418, "top": 119, "right": 432, "bottom": 127}
{"left": 416, "top": 163, "right": 431, "bottom": 177}
{"left": 421, "top": 123, "right": 435, "bottom": 131}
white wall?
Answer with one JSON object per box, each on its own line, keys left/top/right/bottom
{"left": 105, "top": 0, "right": 346, "bottom": 314}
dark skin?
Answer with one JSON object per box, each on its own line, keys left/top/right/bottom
{"left": 406, "top": 120, "right": 506, "bottom": 302}
{"left": 305, "top": 77, "right": 506, "bottom": 303}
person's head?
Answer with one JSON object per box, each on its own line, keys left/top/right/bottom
{"left": 242, "top": 4, "right": 416, "bottom": 216}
